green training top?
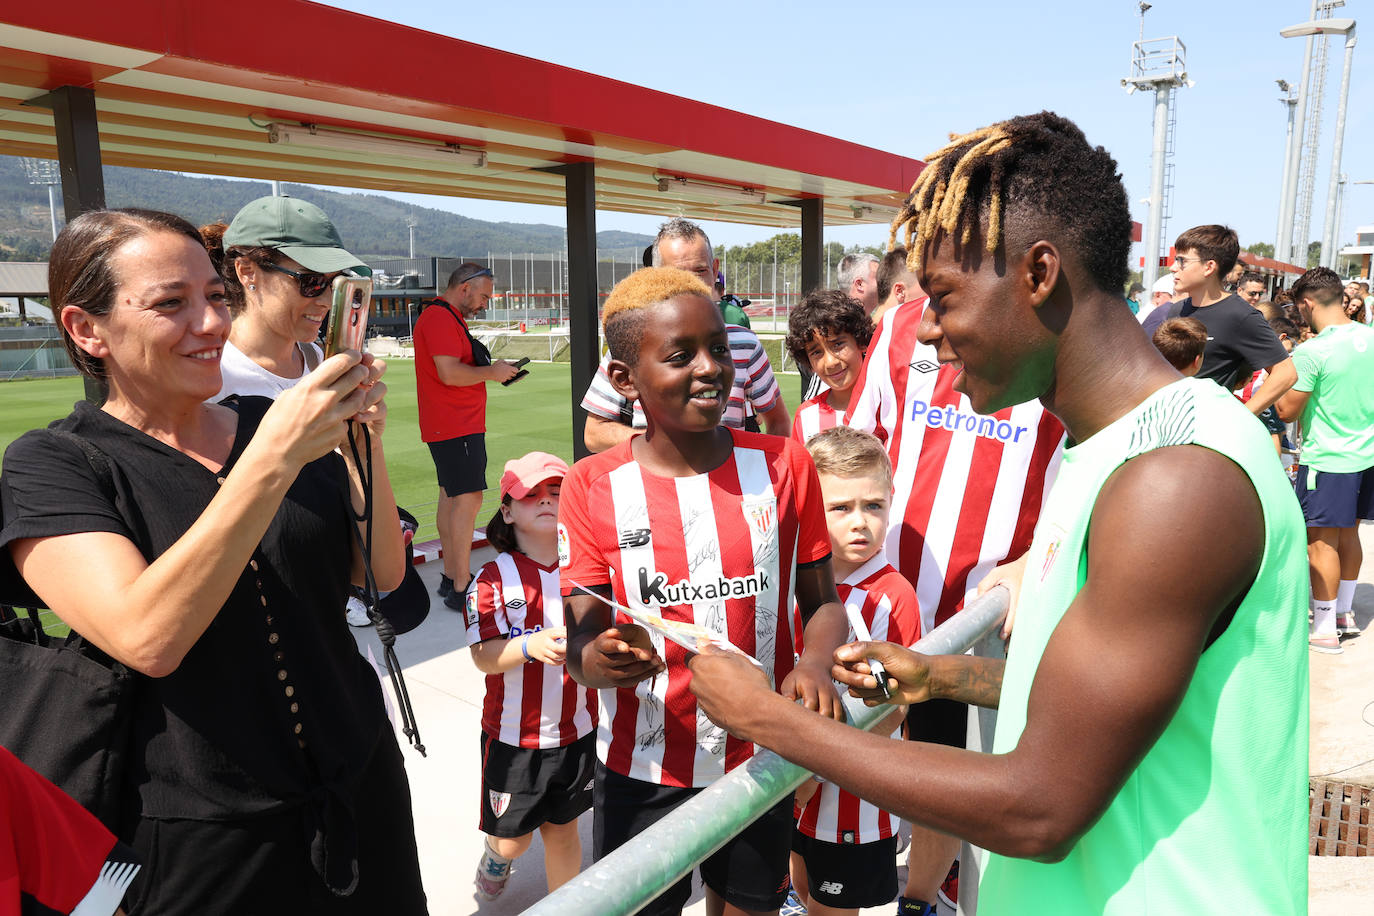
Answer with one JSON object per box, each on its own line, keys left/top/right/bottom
{"left": 978, "top": 377, "right": 1308, "bottom": 915}
{"left": 1291, "top": 321, "right": 1374, "bottom": 472}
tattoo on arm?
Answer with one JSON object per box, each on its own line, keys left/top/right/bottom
{"left": 941, "top": 656, "right": 1004, "bottom": 709}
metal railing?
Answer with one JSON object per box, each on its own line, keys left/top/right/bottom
{"left": 523, "top": 587, "right": 1010, "bottom": 916}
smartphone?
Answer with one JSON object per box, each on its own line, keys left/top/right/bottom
{"left": 501, "top": 357, "right": 531, "bottom": 386}
{"left": 325, "top": 275, "right": 373, "bottom": 358}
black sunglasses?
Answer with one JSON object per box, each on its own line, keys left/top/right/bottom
{"left": 454, "top": 267, "right": 494, "bottom": 285}
{"left": 261, "top": 261, "right": 338, "bottom": 298}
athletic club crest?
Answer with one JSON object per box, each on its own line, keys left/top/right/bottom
{"left": 745, "top": 501, "right": 776, "bottom": 538}
{"left": 1038, "top": 525, "right": 1067, "bottom": 582}
{"left": 489, "top": 790, "right": 512, "bottom": 818}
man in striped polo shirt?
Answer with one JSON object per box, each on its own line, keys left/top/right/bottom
{"left": 581, "top": 218, "right": 790, "bottom": 452}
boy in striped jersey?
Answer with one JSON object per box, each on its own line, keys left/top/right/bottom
{"left": 790, "top": 427, "right": 920, "bottom": 916}
{"left": 562, "top": 267, "right": 850, "bottom": 916}
{"left": 785, "top": 291, "right": 872, "bottom": 445}
{"left": 466, "top": 453, "right": 596, "bottom": 900}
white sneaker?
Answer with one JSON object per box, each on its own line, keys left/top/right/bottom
{"left": 1338, "top": 613, "right": 1361, "bottom": 636}
{"left": 346, "top": 596, "right": 371, "bottom": 627}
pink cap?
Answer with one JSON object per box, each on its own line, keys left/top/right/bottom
{"left": 499, "top": 451, "right": 569, "bottom": 501}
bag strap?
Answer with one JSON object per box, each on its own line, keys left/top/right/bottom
{"left": 300, "top": 341, "right": 321, "bottom": 373}
{"left": 428, "top": 298, "right": 492, "bottom": 367}
{"left": 14, "top": 430, "right": 117, "bottom": 654}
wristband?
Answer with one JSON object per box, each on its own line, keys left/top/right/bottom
{"left": 521, "top": 633, "right": 534, "bottom": 662}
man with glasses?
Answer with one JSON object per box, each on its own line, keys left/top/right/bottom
{"left": 1236, "top": 271, "right": 1267, "bottom": 307}
{"left": 414, "top": 263, "right": 521, "bottom": 605}
{"left": 1142, "top": 225, "right": 1295, "bottom": 416}
{"left": 581, "top": 218, "right": 791, "bottom": 452}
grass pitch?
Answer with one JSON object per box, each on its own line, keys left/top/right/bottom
{"left": 0, "top": 357, "right": 804, "bottom": 546}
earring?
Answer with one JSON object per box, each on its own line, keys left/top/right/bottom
{"left": 248, "top": 284, "right": 256, "bottom": 291}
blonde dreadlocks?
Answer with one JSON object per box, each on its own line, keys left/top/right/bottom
{"left": 886, "top": 112, "right": 1132, "bottom": 295}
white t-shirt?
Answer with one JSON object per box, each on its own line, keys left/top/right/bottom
{"left": 214, "top": 340, "right": 322, "bottom": 401}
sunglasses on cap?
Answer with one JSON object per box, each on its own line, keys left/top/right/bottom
{"left": 260, "top": 261, "right": 340, "bottom": 298}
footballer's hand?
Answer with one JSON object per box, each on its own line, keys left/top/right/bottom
{"left": 585, "top": 626, "right": 663, "bottom": 688}
{"left": 687, "top": 643, "right": 775, "bottom": 739}
{"left": 833, "top": 641, "right": 933, "bottom": 707}
{"left": 781, "top": 658, "right": 845, "bottom": 722}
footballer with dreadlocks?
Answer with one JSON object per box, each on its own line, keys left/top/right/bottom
{"left": 688, "top": 111, "right": 1308, "bottom": 914}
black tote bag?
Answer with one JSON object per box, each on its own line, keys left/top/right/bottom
{"left": 0, "top": 604, "right": 137, "bottom": 830}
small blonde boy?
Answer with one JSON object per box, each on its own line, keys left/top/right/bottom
{"left": 787, "top": 427, "right": 922, "bottom": 916}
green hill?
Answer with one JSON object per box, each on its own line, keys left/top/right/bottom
{"left": 0, "top": 156, "right": 651, "bottom": 260}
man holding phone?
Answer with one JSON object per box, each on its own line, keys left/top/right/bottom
{"left": 414, "top": 262, "right": 521, "bottom": 606}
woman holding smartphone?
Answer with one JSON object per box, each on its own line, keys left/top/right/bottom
{"left": 0, "top": 209, "right": 425, "bottom": 914}
{"left": 201, "top": 195, "right": 373, "bottom": 399}
{"left": 203, "top": 195, "right": 388, "bottom": 625}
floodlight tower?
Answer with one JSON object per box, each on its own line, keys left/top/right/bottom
{"left": 1122, "top": 3, "right": 1193, "bottom": 293}
{"left": 407, "top": 215, "right": 419, "bottom": 258}
{"left": 1274, "top": 79, "right": 1299, "bottom": 251}
{"left": 20, "top": 158, "right": 61, "bottom": 241}
{"left": 1277, "top": 0, "right": 1348, "bottom": 265}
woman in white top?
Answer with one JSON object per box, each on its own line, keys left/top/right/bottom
{"left": 202, "top": 195, "right": 366, "bottom": 400}
{"left": 204, "top": 195, "right": 392, "bottom": 626}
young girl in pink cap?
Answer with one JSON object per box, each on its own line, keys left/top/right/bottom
{"left": 463, "top": 452, "right": 596, "bottom": 901}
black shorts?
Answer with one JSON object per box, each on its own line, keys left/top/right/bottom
{"left": 479, "top": 731, "right": 594, "bottom": 837}
{"left": 906, "top": 696, "right": 968, "bottom": 748}
{"left": 427, "top": 433, "right": 486, "bottom": 497}
{"left": 593, "top": 762, "right": 793, "bottom": 916}
{"left": 792, "top": 832, "right": 898, "bottom": 909}
{"left": 123, "top": 734, "right": 425, "bottom": 916}
{"left": 1294, "top": 464, "right": 1374, "bottom": 528}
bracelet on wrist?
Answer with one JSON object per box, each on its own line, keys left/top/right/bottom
{"left": 521, "top": 632, "right": 534, "bottom": 662}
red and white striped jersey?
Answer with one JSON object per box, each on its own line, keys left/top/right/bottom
{"left": 845, "top": 298, "right": 1065, "bottom": 633}
{"left": 1236, "top": 368, "right": 1266, "bottom": 402}
{"left": 466, "top": 550, "right": 597, "bottom": 749}
{"left": 790, "top": 391, "right": 843, "bottom": 445}
{"left": 795, "top": 552, "right": 920, "bottom": 844}
{"left": 559, "top": 429, "right": 831, "bottom": 788}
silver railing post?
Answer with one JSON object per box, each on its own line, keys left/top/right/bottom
{"left": 523, "top": 587, "right": 1010, "bottom": 916}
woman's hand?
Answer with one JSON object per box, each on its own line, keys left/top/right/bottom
{"left": 256, "top": 351, "right": 372, "bottom": 467}
{"left": 350, "top": 353, "right": 388, "bottom": 439}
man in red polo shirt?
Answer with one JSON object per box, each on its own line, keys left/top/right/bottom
{"left": 413, "top": 263, "right": 521, "bottom": 606}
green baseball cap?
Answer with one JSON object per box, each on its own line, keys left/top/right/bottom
{"left": 224, "top": 195, "right": 370, "bottom": 275}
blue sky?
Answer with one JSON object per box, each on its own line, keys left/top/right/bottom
{"left": 320, "top": 0, "right": 1373, "bottom": 260}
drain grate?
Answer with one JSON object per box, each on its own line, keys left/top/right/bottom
{"left": 1310, "top": 780, "right": 1373, "bottom": 856}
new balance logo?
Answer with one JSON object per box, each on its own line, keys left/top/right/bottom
{"left": 637, "top": 567, "right": 770, "bottom": 606}
{"left": 618, "top": 528, "right": 652, "bottom": 549}
{"left": 817, "top": 880, "right": 844, "bottom": 895}
{"left": 910, "top": 359, "right": 939, "bottom": 373}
